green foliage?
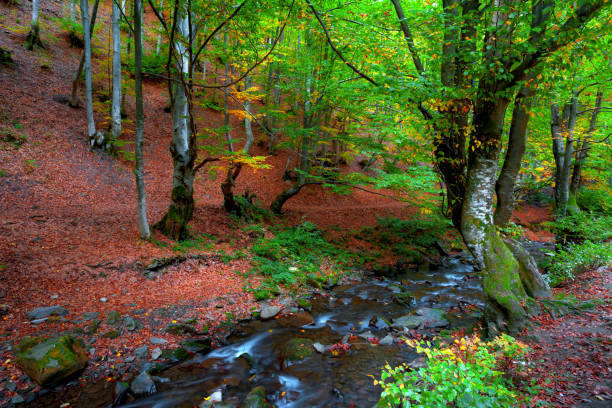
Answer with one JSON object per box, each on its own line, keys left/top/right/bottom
{"left": 171, "top": 233, "right": 216, "bottom": 253}
{"left": 51, "top": 17, "right": 84, "bottom": 47}
{"left": 232, "top": 192, "right": 272, "bottom": 224}
{"left": 545, "top": 213, "right": 612, "bottom": 244}
{"left": 577, "top": 186, "right": 612, "bottom": 215}
{"left": 545, "top": 241, "right": 612, "bottom": 287}
{"left": 497, "top": 222, "right": 525, "bottom": 240}
{"left": 377, "top": 335, "right": 532, "bottom": 408}
{"left": 247, "top": 222, "right": 352, "bottom": 299}
{"left": 358, "top": 216, "right": 457, "bottom": 262}
{"left": 127, "top": 47, "right": 168, "bottom": 78}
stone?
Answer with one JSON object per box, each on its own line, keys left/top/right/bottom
{"left": 134, "top": 346, "right": 148, "bottom": 359}
{"left": 243, "top": 386, "right": 267, "bottom": 408}
{"left": 113, "top": 381, "right": 130, "bottom": 405}
{"left": 5, "top": 382, "right": 16, "bottom": 392}
{"left": 282, "top": 338, "right": 314, "bottom": 361}
{"left": 124, "top": 316, "right": 137, "bottom": 331}
{"left": 80, "top": 312, "right": 99, "bottom": 321}
{"left": 182, "top": 338, "right": 212, "bottom": 354}
{"left": 106, "top": 310, "right": 121, "bottom": 325}
{"left": 0, "top": 304, "right": 10, "bottom": 316}
{"left": 30, "top": 318, "right": 48, "bottom": 325}
{"left": 100, "top": 298, "right": 108, "bottom": 303}
{"left": 260, "top": 305, "right": 281, "bottom": 320}
{"left": 416, "top": 307, "right": 448, "bottom": 328}
{"left": 379, "top": 335, "right": 394, "bottom": 346}
{"left": 151, "top": 347, "right": 162, "bottom": 360}
{"left": 150, "top": 337, "right": 169, "bottom": 345}
{"left": 130, "top": 371, "right": 156, "bottom": 396}
{"left": 15, "top": 335, "right": 88, "bottom": 386}
{"left": 357, "top": 331, "right": 375, "bottom": 340}
{"left": 165, "top": 322, "right": 198, "bottom": 336}
{"left": 26, "top": 306, "right": 68, "bottom": 321}
{"left": 102, "top": 330, "right": 119, "bottom": 339}
{"left": 11, "top": 394, "right": 25, "bottom": 404}
{"left": 392, "top": 315, "right": 423, "bottom": 329}
{"left": 407, "top": 357, "right": 427, "bottom": 370}
{"left": 313, "top": 342, "right": 326, "bottom": 353}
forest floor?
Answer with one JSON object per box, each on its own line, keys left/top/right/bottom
{"left": 0, "top": 1, "right": 609, "bottom": 407}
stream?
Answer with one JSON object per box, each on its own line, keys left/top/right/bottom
{"left": 115, "top": 254, "right": 484, "bottom": 408}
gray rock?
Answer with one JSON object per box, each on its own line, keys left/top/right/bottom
{"left": 134, "top": 345, "right": 148, "bottom": 359}
{"left": 392, "top": 315, "right": 422, "bottom": 329}
{"left": 260, "top": 305, "right": 281, "bottom": 320}
{"left": 50, "top": 294, "right": 59, "bottom": 300}
{"left": 151, "top": 347, "right": 162, "bottom": 360}
{"left": 130, "top": 371, "right": 156, "bottom": 396}
{"left": 357, "top": 331, "right": 375, "bottom": 340}
{"left": 313, "top": 342, "right": 326, "bottom": 353}
{"left": 152, "top": 375, "right": 170, "bottom": 384}
{"left": 106, "top": 310, "right": 121, "bottom": 325}
{"left": 114, "top": 381, "right": 130, "bottom": 404}
{"left": 100, "top": 297, "right": 108, "bottom": 303}
{"left": 165, "top": 322, "right": 197, "bottom": 336}
{"left": 80, "top": 312, "right": 100, "bottom": 321}
{"left": 150, "top": 337, "right": 169, "bottom": 345}
{"left": 11, "top": 394, "right": 25, "bottom": 404}
{"left": 0, "top": 304, "right": 10, "bottom": 316}
{"left": 5, "top": 382, "right": 16, "bottom": 392}
{"left": 124, "top": 316, "right": 137, "bottom": 331}
{"left": 379, "top": 335, "right": 394, "bottom": 346}
{"left": 416, "top": 307, "right": 448, "bottom": 328}
{"left": 30, "top": 318, "right": 48, "bottom": 325}
{"left": 26, "top": 306, "right": 68, "bottom": 321}
{"left": 15, "top": 335, "right": 87, "bottom": 386}
{"left": 407, "top": 357, "right": 427, "bottom": 369}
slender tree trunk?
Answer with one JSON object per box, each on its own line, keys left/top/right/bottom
{"left": 494, "top": 86, "right": 535, "bottom": 227}
{"left": 70, "top": 0, "right": 101, "bottom": 108}
{"left": 111, "top": 0, "right": 122, "bottom": 141}
{"left": 155, "top": 0, "right": 165, "bottom": 55}
{"left": 569, "top": 90, "right": 603, "bottom": 205}
{"left": 70, "top": 0, "right": 76, "bottom": 21}
{"left": 25, "top": 0, "right": 44, "bottom": 50}
{"left": 155, "top": 8, "right": 195, "bottom": 240}
{"left": 80, "top": 0, "right": 96, "bottom": 140}
{"left": 551, "top": 98, "right": 577, "bottom": 218}
{"left": 133, "top": 0, "right": 150, "bottom": 239}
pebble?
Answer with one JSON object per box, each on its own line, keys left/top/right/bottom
{"left": 151, "top": 347, "right": 162, "bottom": 360}
{"left": 11, "top": 395, "right": 24, "bottom": 404}
{"left": 150, "top": 337, "right": 168, "bottom": 345}
{"left": 100, "top": 297, "right": 108, "bottom": 303}
{"left": 134, "top": 345, "right": 149, "bottom": 359}
{"left": 260, "top": 305, "right": 281, "bottom": 320}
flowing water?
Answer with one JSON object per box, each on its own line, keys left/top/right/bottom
{"left": 116, "top": 255, "right": 484, "bottom": 408}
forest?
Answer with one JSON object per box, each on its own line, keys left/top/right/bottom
{"left": 0, "top": 0, "right": 610, "bottom": 407}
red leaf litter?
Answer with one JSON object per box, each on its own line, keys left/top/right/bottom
{"left": 0, "top": 1, "right": 411, "bottom": 405}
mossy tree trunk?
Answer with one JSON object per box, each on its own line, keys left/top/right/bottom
{"left": 462, "top": 100, "right": 550, "bottom": 333}
{"left": 25, "top": 0, "right": 44, "bottom": 50}
{"left": 155, "top": 8, "right": 195, "bottom": 241}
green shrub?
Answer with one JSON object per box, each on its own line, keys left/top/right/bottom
{"left": 545, "top": 241, "right": 612, "bottom": 287}
{"left": 577, "top": 186, "right": 612, "bottom": 215}
{"left": 127, "top": 47, "right": 168, "bottom": 78}
{"left": 377, "top": 335, "right": 532, "bottom": 408}
{"left": 546, "top": 213, "right": 612, "bottom": 244}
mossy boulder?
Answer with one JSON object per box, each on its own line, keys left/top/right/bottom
{"left": 15, "top": 335, "right": 88, "bottom": 386}
{"left": 243, "top": 386, "right": 268, "bottom": 408}
{"left": 281, "top": 338, "right": 314, "bottom": 361}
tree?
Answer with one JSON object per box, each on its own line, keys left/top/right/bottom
{"left": 133, "top": 0, "right": 151, "bottom": 239}
{"left": 80, "top": 0, "right": 96, "bottom": 143}
{"left": 25, "top": 0, "right": 44, "bottom": 50}
{"left": 111, "top": 0, "right": 122, "bottom": 141}
{"left": 385, "top": 0, "right": 606, "bottom": 330}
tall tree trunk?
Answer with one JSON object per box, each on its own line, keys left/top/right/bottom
{"left": 569, "top": 90, "right": 603, "bottom": 205}
{"left": 80, "top": 0, "right": 96, "bottom": 140}
{"left": 494, "top": 86, "right": 535, "bottom": 227}
{"left": 155, "top": 7, "right": 195, "bottom": 241}
{"left": 25, "top": 0, "right": 44, "bottom": 50}
{"left": 133, "top": 0, "right": 150, "bottom": 240}
{"left": 462, "top": 100, "right": 550, "bottom": 333}
{"left": 551, "top": 98, "right": 577, "bottom": 218}
{"left": 70, "top": 0, "right": 101, "bottom": 108}
{"left": 111, "top": 0, "right": 122, "bottom": 141}
{"left": 70, "top": 0, "right": 76, "bottom": 21}
{"left": 155, "top": 0, "right": 165, "bottom": 55}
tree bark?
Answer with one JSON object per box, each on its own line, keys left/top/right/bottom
{"left": 462, "top": 100, "right": 550, "bottom": 333}
{"left": 494, "top": 86, "right": 535, "bottom": 227}
{"left": 569, "top": 90, "right": 603, "bottom": 203}
{"left": 111, "top": 0, "right": 122, "bottom": 141}
{"left": 155, "top": 0, "right": 164, "bottom": 55}
{"left": 551, "top": 98, "right": 577, "bottom": 218}
{"left": 80, "top": 0, "right": 96, "bottom": 140}
{"left": 70, "top": 0, "right": 101, "bottom": 108}
{"left": 133, "top": 0, "right": 151, "bottom": 240}
{"left": 155, "top": 7, "right": 195, "bottom": 240}
{"left": 25, "top": 0, "right": 44, "bottom": 50}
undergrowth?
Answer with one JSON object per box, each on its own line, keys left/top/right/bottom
{"left": 545, "top": 241, "right": 612, "bottom": 287}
